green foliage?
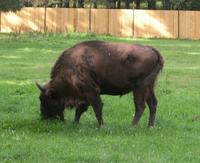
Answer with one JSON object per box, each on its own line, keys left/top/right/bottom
{"left": 0, "top": 33, "right": 200, "bottom": 162}
{"left": 184, "top": 0, "right": 200, "bottom": 10}
{"left": 169, "top": 0, "right": 186, "bottom": 9}
{"left": 14, "top": 0, "right": 200, "bottom": 10}
{"left": 162, "top": 0, "right": 200, "bottom": 10}
{"left": 0, "top": 0, "right": 22, "bottom": 12}
{"left": 21, "top": 0, "right": 47, "bottom": 7}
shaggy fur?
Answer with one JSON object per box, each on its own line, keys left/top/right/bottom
{"left": 36, "top": 40, "right": 164, "bottom": 127}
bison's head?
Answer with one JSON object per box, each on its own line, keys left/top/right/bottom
{"left": 36, "top": 82, "right": 65, "bottom": 121}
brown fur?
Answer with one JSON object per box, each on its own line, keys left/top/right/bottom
{"left": 36, "top": 40, "right": 164, "bottom": 127}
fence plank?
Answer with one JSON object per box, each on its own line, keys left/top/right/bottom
{"left": 46, "top": 8, "right": 65, "bottom": 32}
{"left": 134, "top": 10, "right": 178, "bottom": 38}
{"left": 66, "top": 8, "right": 76, "bottom": 32}
{"left": 91, "top": 9, "right": 109, "bottom": 34}
{"left": 179, "top": 11, "right": 200, "bottom": 39}
{"left": 75, "top": 9, "right": 90, "bottom": 33}
{"left": 1, "top": 8, "right": 200, "bottom": 40}
{"left": 1, "top": 8, "right": 44, "bottom": 33}
{"left": 109, "top": 9, "right": 133, "bottom": 37}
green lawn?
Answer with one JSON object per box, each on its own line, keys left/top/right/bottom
{"left": 0, "top": 33, "right": 200, "bottom": 163}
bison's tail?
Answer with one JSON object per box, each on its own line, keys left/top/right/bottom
{"left": 143, "top": 48, "right": 164, "bottom": 87}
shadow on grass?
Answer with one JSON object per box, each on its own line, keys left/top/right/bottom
{"left": 0, "top": 111, "right": 186, "bottom": 139}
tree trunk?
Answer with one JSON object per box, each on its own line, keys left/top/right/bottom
{"left": 147, "top": 0, "right": 156, "bottom": 9}
{"left": 125, "top": 0, "right": 130, "bottom": 9}
{"left": 73, "top": 0, "right": 76, "bottom": 8}
{"left": 63, "top": 0, "right": 70, "bottom": 7}
{"left": 59, "top": 0, "right": 63, "bottom": 7}
{"left": 117, "top": 0, "right": 121, "bottom": 9}
{"left": 78, "top": 0, "right": 84, "bottom": 8}
{"left": 93, "top": 0, "right": 97, "bottom": 8}
{"left": 163, "top": 0, "right": 170, "bottom": 9}
{"left": 135, "top": 0, "right": 140, "bottom": 9}
{"left": 107, "top": 0, "right": 116, "bottom": 9}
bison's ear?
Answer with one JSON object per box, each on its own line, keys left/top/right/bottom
{"left": 35, "top": 82, "right": 46, "bottom": 92}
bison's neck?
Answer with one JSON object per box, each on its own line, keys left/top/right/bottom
{"left": 50, "top": 52, "right": 66, "bottom": 79}
{"left": 49, "top": 77, "right": 69, "bottom": 98}
{"left": 49, "top": 76, "right": 81, "bottom": 99}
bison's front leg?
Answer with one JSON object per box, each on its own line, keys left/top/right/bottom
{"left": 74, "top": 105, "right": 88, "bottom": 124}
{"left": 57, "top": 108, "right": 65, "bottom": 121}
{"left": 86, "top": 92, "right": 104, "bottom": 127}
{"left": 59, "top": 112, "right": 65, "bottom": 121}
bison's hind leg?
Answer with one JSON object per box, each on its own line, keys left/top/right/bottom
{"left": 132, "top": 86, "right": 148, "bottom": 126}
{"left": 146, "top": 87, "right": 157, "bottom": 127}
{"left": 86, "top": 91, "right": 104, "bottom": 127}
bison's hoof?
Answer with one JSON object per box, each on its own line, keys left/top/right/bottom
{"left": 148, "top": 125, "right": 155, "bottom": 129}
{"left": 73, "top": 120, "right": 79, "bottom": 125}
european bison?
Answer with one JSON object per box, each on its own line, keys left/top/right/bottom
{"left": 36, "top": 40, "right": 164, "bottom": 127}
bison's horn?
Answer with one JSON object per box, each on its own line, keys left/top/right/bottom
{"left": 35, "top": 82, "right": 46, "bottom": 92}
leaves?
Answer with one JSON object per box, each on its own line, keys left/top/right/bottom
{"left": 0, "top": 0, "right": 22, "bottom": 12}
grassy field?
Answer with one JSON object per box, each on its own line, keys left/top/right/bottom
{"left": 0, "top": 33, "right": 200, "bottom": 163}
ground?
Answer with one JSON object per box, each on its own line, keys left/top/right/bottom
{"left": 0, "top": 33, "right": 200, "bottom": 163}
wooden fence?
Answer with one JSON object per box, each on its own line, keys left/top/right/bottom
{"left": 0, "top": 8, "right": 200, "bottom": 39}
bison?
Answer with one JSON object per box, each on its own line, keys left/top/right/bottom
{"left": 36, "top": 40, "right": 164, "bottom": 127}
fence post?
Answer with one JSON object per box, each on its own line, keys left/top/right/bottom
{"left": 132, "top": 8, "right": 134, "bottom": 38}
{"left": 178, "top": 10, "right": 180, "bottom": 39}
{"left": 0, "top": 11, "right": 1, "bottom": 32}
{"left": 74, "top": 9, "right": 77, "bottom": 32}
{"left": 107, "top": 9, "right": 110, "bottom": 35}
{"left": 89, "top": 7, "right": 91, "bottom": 32}
{"left": 44, "top": 6, "right": 47, "bottom": 33}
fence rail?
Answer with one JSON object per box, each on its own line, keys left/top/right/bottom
{"left": 0, "top": 8, "right": 200, "bottom": 39}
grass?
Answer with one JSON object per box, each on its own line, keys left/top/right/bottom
{"left": 0, "top": 32, "right": 200, "bottom": 163}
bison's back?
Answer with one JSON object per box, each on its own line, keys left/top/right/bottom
{"left": 54, "top": 41, "right": 161, "bottom": 96}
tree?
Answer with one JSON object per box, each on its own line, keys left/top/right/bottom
{"left": 92, "top": 0, "right": 98, "bottom": 8}
{"left": 106, "top": 0, "right": 116, "bottom": 9}
{"left": 0, "top": 0, "right": 22, "bottom": 12}
{"left": 62, "top": 0, "right": 70, "bottom": 7}
{"left": 147, "top": 0, "right": 156, "bottom": 9}
{"left": 73, "top": 0, "right": 76, "bottom": 7}
{"left": 135, "top": 0, "right": 141, "bottom": 9}
{"left": 187, "top": 0, "right": 200, "bottom": 10}
{"left": 34, "top": 0, "right": 48, "bottom": 6}
{"left": 162, "top": 0, "right": 200, "bottom": 10}
{"left": 77, "top": 0, "right": 84, "bottom": 8}
{"left": 124, "top": 0, "right": 130, "bottom": 9}
{"left": 117, "top": 0, "right": 121, "bottom": 9}
{"left": 163, "top": 0, "right": 170, "bottom": 9}
{"left": 176, "top": 0, "right": 200, "bottom": 10}
{"left": 21, "top": 0, "right": 32, "bottom": 7}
